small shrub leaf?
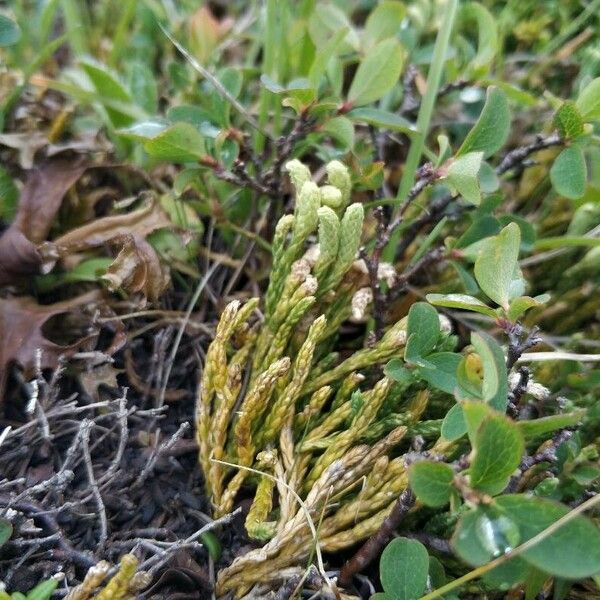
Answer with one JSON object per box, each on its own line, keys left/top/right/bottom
{"left": 0, "top": 15, "right": 21, "bottom": 47}
{"left": 409, "top": 461, "right": 455, "bottom": 507}
{"left": 348, "top": 38, "right": 404, "bottom": 106}
{"left": 380, "top": 537, "right": 430, "bottom": 600}
{"left": 427, "top": 293, "right": 497, "bottom": 317}
{"left": 405, "top": 302, "right": 440, "bottom": 364}
{"left": 364, "top": 1, "right": 406, "bottom": 48}
{"left": 576, "top": 77, "right": 600, "bottom": 120}
{"left": 550, "top": 146, "right": 587, "bottom": 200}
{"left": 469, "top": 413, "right": 524, "bottom": 495}
{"left": 471, "top": 332, "right": 508, "bottom": 411}
{"left": 415, "top": 352, "right": 462, "bottom": 394}
{"left": 442, "top": 403, "right": 467, "bottom": 441}
{"left": 474, "top": 222, "right": 522, "bottom": 310}
{"left": 553, "top": 101, "right": 584, "bottom": 139}
{"left": 142, "top": 123, "right": 206, "bottom": 163}
{"left": 458, "top": 86, "right": 510, "bottom": 158}
{"left": 446, "top": 152, "right": 484, "bottom": 205}
{"left": 495, "top": 495, "right": 600, "bottom": 579}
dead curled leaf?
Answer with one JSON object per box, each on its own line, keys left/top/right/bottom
{"left": 0, "top": 156, "right": 174, "bottom": 297}
{"left": 0, "top": 158, "right": 88, "bottom": 285}
{"left": 0, "top": 291, "right": 102, "bottom": 397}
{"left": 103, "top": 234, "right": 171, "bottom": 304}
{"left": 53, "top": 195, "right": 172, "bottom": 253}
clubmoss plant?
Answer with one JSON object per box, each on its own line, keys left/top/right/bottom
{"left": 63, "top": 554, "right": 150, "bottom": 600}
{"left": 195, "top": 160, "right": 454, "bottom": 597}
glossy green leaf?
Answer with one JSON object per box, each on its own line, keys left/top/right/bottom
{"left": 308, "top": 27, "right": 348, "bottom": 88}
{"left": 479, "top": 161, "right": 500, "bottom": 193}
{"left": 409, "top": 461, "right": 455, "bottom": 507}
{"left": 118, "top": 119, "right": 169, "bottom": 140}
{"left": 576, "top": 77, "right": 600, "bottom": 120}
{"left": 482, "top": 556, "right": 529, "bottom": 590}
{"left": 142, "top": 123, "right": 205, "bottom": 163}
{"left": 495, "top": 495, "right": 600, "bottom": 579}
{"left": 461, "top": 3, "right": 498, "bottom": 76}
{"left": 80, "top": 58, "right": 136, "bottom": 127}
{"left": 405, "top": 302, "right": 440, "bottom": 364}
{"left": 128, "top": 62, "right": 158, "bottom": 114}
{"left": 415, "top": 352, "right": 462, "bottom": 394}
{"left": 550, "top": 146, "right": 587, "bottom": 200}
{"left": 322, "top": 116, "right": 354, "bottom": 150}
{"left": 347, "top": 107, "right": 415, "bottom": 134}
{"left": 427, "top": 293, "right": 497, "bottom": 318}
{"left": 380, "top": 537, "right": 429, "bottom": 600}
{"left": 470, "top": 413, "right": 524, "bottom": 495}
{"left": 0, "top": 15, "right": 21, "bottom": 47}
{"left": 471, "top": 332, "right": 508, "bottom": 411}
{"left": 453, "top": 506, "right": 520, "bottom": 565}
{"left": 441, "top": 403, "right": 467, "bottom": 441}
{"left": 446, "top": 151, "right": 484, "bottom": 205}
{"left": 309, "top": 3, "right": 359, "bottom": 53}
{"left": 498, "top": 214, "right": 537, "bottom": 251}
{"left": 384, "top": 358, "right": 414, "bottom": 383}
{"left": 553, "top": 101, "right": 584, "bottom": 139}
{"left": 457, "top": 86, "right": 510, "bottom": 158}
{"left": 455, "top": 215, "right": 500, "bottom": 248}
{"left": 462, "top": 400, "right": 491, "bottom": 442}
{"left": 507, "top": 294, "right": 550, "bottom": 322}
{"left": 474, "top": 222, "right": 521, "bottom": 310}
{"left": 364, "top": 1, "right": 406, "bottom": 48}
{"left": 348, "top": 38, "right": 405, "bottom": 106}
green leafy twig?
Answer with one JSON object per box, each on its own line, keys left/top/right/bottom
{"left": 419, "top": 492, "right": 600, "bottom": 600}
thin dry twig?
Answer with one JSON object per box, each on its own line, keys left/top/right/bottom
{"left": 80, "top": 419, "right": 108, "bottom": 551}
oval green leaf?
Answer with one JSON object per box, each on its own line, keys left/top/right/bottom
{"left": 495, "top": 494, "right": 600, "bottom": 579}
{"left": 405, "top": 302, "right": 440, "bottom": 364}
{"left": 576, "top": 77, "right": 600, "bottom": 120}
{"left": 550, "top": 146, "right": 587, "bottom": 200}
{"left": 446, "top": 152, "right": 484, "bottom": 205}
{"left": 380, "top": 537, "right": 430, "bottom": 600}
{"left": 143, "top": 123, "right": 206, "bottom": 163}
{"left": 426, "top": 293, "right": 498, "bottom": 318}
{"left": 0, "top": 14, "right": 21, "bottom": 47}
{"left": 474, "top": 222, "right": 522, "bottom": 310}
{"left": 348, "top": 38, "right": 405, "bottom": 106}
{"left": 470, "top": 413, "right": 524, "bottom": 495}
{"left": 471, "top": 331, "right": 508, "bottom": 411}
{"left": 409, "top": 461, "right": 455, "bottom": 507}
{"left": 457, "top": 86, "right": 510, "bottom": 158}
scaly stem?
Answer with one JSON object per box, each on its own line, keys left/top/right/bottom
{"left": 383, "top": 0, "right": 458, "bottom": 261}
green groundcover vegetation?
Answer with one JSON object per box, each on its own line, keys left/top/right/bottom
{"left": 0, "top": 1, "right": 600, "bottom": 599}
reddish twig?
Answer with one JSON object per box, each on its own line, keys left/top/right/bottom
{"left": 338, "top": 489, "right": 415, "bottom": 588}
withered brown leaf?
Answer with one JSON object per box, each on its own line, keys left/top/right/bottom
{"left": 0, "top": 158, "right": 88, "bottom": 286}
{"left": 53, "top": 196, "right": 172, "bottom": 253}
{"left": 103, "top": 234, "right": 171, "bottom": 304}
{"left": 0, "top": 291, "right": 102, "bottom": 398}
